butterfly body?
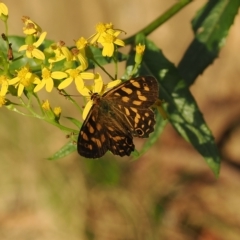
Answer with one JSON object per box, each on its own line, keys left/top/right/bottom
{"left": 77, "top": 76, "right": 159, "bottom": 158}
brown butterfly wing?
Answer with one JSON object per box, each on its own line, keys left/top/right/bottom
{"left": 103, "top": 76, "right": 159, "bottom": 138}
{"left": 77, "top": 76, "right": 159, "bottom": 158}
{"left": 77, "top": 103, "right": 134, "bottom": 158}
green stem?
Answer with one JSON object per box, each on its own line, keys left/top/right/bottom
{"left": 9, "top": 99, "right": 77, "bottom": 133}
{"left": 19, "top": 97, "right": 40, "bottom": 117}
{"left": 44, "top": 119, "right": 78, "bottom": 134}
{"left": 92, "top": 58, "right": 114, "bottom": 80}
{"left": 59, "top": 89, "right": 83, "bottom": 114}
{"left": 113, "top": 49, "right": 119, "bottom": 79}
{"left": 7, "top": 105, "right": 36, "bottom": 117}
{"left": 124, "top": 0, "right": 193, "bottom": 45}
{"left": 33, "top": 93, "right": 44, "bottom": 115}
{"left": 129, "top": 63, "right": 140, "bottom": 77}
{"left": 4, "top": 21, "right": 8, "bottom": 36}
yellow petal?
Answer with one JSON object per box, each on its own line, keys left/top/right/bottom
{"left": 8, "top": 77, "right": 19, "bottom": 85}
{"left": 106, "top": 79, "right": 121, "bottom": 89}
{"left": 23, "top": 28, "right": 37, "bottom": 35}
{"left": 51, "top": 71, "right": 68, "bottom": 79}
{"left": 0, "top": 3, "right": 8, "bottom": 15}
{"left": 58, "top": 77, "right": 72, "bottom": 89}
{"left": 53, "top": 107, "right": 61, "bottom": 117}
{"left": 89, "top": 33, "right": 100, "bottom": 44}
{"left": 61, "top": 46, "right": 72, "bottom": 61}
{"left": 26, "top": 72, "right": 33, "bottom": 79}
{"left": 33, "top": 77, "right": 41, "bottom": 84}
{"left": 46, "top": 79, "right": 54, "bottom": 92}
{"left": 48, "top": 55, "right": 65, "bottom": 63}
{"left": 34, "top": 81, "right": 45, "bottom": 92}
{"left": 42, "top": 100, "right": 50, "bottom": 110}
{"left": 82, "top": 100, "right": 93, "bottom": 120}
{"left": 114, "top": 39, "right": 125, "bottom": 47}
{"left": 77, "top": 86, "right": 91, "bottom": 96}
{"left": 18, "top": 84, "right": 24, "bottom": 96}
{"left": 93, "top": 74, "right": 103, "bottom": 93}
{"left": 75, "top": 76, "right": 84, "bottom": 90}
{"left": 0, "top": 95, "right": 6, "bottom": 107}
{"left": 80, "top": 72, "right": 95, "bottom": 79}
{"left": 26, "top": 50, "right": 33, "bottom": 58}
{"left": 77, "top": 54, "right": 88, "bottom": 71}
{"left": 0, "top": 82, "right": 8, "bottom": 95}
{"left": 18, "top": 45, "right": 28, "bottom": 52}
{"left": 75, "top": 37, "right": 88, "bottom": 50}
{"left": 34, "top": 31, "right": 47, "bottom": 47}
{"left": 102, "top": 43, "right": 114, "bottom": 57}
{"left": 32, "top": 49, "right": 45, "bottom": 60}
{"left": 106, "top": 29, "right": 115, "bottom": 35}
{"left": 136, "top": 43, "right": 145, "bottom": 54}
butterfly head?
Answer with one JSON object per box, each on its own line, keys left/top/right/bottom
{"left": 90, "top": 92, "right": 101, "bottom": 105}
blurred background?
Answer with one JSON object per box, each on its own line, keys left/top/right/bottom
{"left": 1, "top": 0, "right": 240, "bottom": 239}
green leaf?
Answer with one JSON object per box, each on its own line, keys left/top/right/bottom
{"left": 138, "top": 36, "right": 220, "bottom": 176}
{"left": 0, "top": 36, "right": 54, "bottom": 73}
{"left": 136, "top": 111, "right": 167, "bottom": 159}
{"left": 87, "top": 46, "right": 128, "bottom": 69}
{"left": 48, "top": 140, "right": 77, "bottom": 160}
{"left": 64, "top": 116, "right": 81, "bottom": 128}
{"left": 0, "top": 36, "right": 28, "bottom": 70}
{"left": 178, "top": 0, "right": 240, "bottom": 85}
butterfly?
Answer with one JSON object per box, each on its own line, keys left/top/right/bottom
{"left": 77, "top": 76, "right": 159, "bottom": 158}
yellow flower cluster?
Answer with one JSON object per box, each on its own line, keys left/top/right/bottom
{"left": 0, "top": 11, "right": 126, "bottom": 101}
{"left": 0, "top": 2, "right": 145, "bottom": 122}
{"left": 89, "top": 22, "right": 125, "bottom": 57}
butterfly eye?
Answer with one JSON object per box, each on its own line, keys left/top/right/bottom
{"left": 135, "top": 128, "right": 144, "bottom": 136}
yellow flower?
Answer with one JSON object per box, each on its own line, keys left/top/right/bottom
{"left": 71, "top": 48, "right": 88, "bottom": 71}
{"left": 79, "top": 73, "right": 121, "bottom": 120}
{"left": 105, "top": 23, "right": 113, "bottom": 29}
{"left": 136, "top": 43, "right": 145, "bottom": 54}
{"left": 0, "top": 75, "right": 9, "bottom": 96}
{"left": 48, "top": 41, "right": 72, "bottom": 63}
{"left": 88, "top": 22, "right": 109, "bottom": 44}
{"left": 135, "top": 43, "right": 145, "bottom": 64}
{"left": 0, "top": 94, "right": 6, "bottom": 107}
{"left": 78, "top": 73, "right": 103, "bottom": 97}
{"left": 18, "top": 32, "right": 47, "bottom": 60}
{"left": 98, "top": 30, "right": 125, "bottom": 57}
{"left": 42, "top": 100, "right": 61, "bottom": 121}
{"left": 88, "top": 22, "right": 125, "bottom": 56}
{"left": 34, "top": 67, "right": 67, "bottom": 93}
{"left": 0, "top": 2, "right": 8, "bottom": 16}
{"left": 74, "top": 37, "right": 89, "bottom": 70}
{"left": 8, "top": 65, "right": 34, "bottom": 96}
{"left": 53, "top": 107, "right": 61, "bottom": 119}
{"left": 75, "top": 37, "right": 88, "bottom": 50}
{"left": 58, "top": 68, "right": 94, "bottom": 92}
{"left": 42, "top": 99, "right": 50, "bottom": 110}
{"left": 22, "top": 16, "right": 42, "bottom": 35}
